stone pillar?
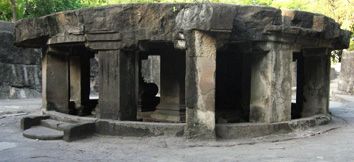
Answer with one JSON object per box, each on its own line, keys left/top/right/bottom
{"left": 98, "top": 50, "right": 138, "bottom": 120}
{"left": 301, "top": 48, "right": 330, "bottom": 117}
{"left": 250, "top": 43, "right": 292, "bottom": 123}
{"left": 42, "top": 48, "right": 70, "bottom": 113}
{"left": 69, "top": 49, "right": 90, "bottom": 115}
{"left": 150, "top": 48, "right": 185, "bottom": 122}
{"left": 338, "top": 50, "right": 354, "bottom": 94}
{"left": 185, "top": 30, "right": 216, "bottom": 139}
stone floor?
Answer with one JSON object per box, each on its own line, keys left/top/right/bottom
{"left": 0, "top": 95, "right": 354, "bottom": 162}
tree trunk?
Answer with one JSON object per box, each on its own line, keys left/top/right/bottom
{"left": 10, "top": 0, "right": 17, "bottom": 22}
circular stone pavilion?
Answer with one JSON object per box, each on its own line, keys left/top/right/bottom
{"left": 16, "top": 4, "right": 351, "bottom": 140}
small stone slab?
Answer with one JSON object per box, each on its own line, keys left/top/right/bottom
{"left": 41, "top": 119, "right": 74, "bottom": 131}
{"left": 23, "top": 126, "right": 63, "bottom": 140}
{"left": 21, "top": 115, "right": 50, "bottom": 130}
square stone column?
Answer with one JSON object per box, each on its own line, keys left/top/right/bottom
{"left": 69, "top": 49, "right": 90, "bottom": 115}
{"left": 185, "top": 30, "right": 216, "bottom": 139}
{"left": 300, "top": 48, "right": 331, "bottom": 117}
{"left": 42, "top": 48, "right": 70, "bottom": 113}
{"left": 250, "top": 43, "right": 293, "bottom": 123}
{"left": 98, "top": 50, "right": 138, "bottom": 120}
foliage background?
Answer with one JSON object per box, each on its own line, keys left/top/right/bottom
{"left": 0, "top": 0, "right": 353, "bottom": 50}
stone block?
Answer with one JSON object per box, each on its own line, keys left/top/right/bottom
{"left": 21, "top": 115, "right": 50, "bottom": 130}
{"left": 63, "top": 122, "right": 95, "bottom": 142}
{"left": 23, "top": 126, "right": 64, "bottom": 140}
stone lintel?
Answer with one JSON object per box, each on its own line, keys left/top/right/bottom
{"left": 185, "top": 30, "right": 216, "bottom": 139}
{"left": 86, "top": 33, "right": 122, "bottom": 41}
{"left": 47, "top": 35, "right": 86, "bottom": 45}
{"left": 250, "top": 42, "right": 293, "bottom": 123}
{"left": 86, "top": 42, "right": 122, "bottom": 50}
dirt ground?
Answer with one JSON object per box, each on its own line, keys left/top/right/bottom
{"left": 0, "top": 94, "right": 354, "bottom": 162}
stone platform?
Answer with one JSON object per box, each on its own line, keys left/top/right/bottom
{"left": 21, "top": 110, "right": 329, "bottom": 140}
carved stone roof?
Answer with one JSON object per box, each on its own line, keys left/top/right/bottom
{"left": 14, "top": 3, "right": 350, "bottom": 50}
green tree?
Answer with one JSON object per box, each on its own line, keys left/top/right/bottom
{"left": 24, "top": 0, "right": 82, "bottom": 18}
{"left": 0, "top": 0, "right": 12, "bottom": 21}
{"left": 0, "top": 0, "right": 25, "bottom": 21}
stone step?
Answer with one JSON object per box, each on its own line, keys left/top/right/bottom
{"left": 21, "top": 115, "right": 96, "bottom": 142}
{"left": 40, "top": 119, "right": 75, "bottom": 131}
{"left": 23, "top": 126, "right": 64, "bottom": 140}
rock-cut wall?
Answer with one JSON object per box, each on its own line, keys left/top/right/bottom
{"left": 338, "top": 50, "right": 354, "bottom": 94}
{"left": 0, "top": 21, "right": 41, "bottom": 99}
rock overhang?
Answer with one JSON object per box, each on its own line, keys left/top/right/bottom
{"left": 14, "top": 3, "right": 351, "bottom": 50}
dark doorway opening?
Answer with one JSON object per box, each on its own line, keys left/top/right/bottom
{"left": 215, "top": 45, "right": 251, "bottom": 123}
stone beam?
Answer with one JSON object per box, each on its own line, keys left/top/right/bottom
{"left": 185, "top": 30, "right": 216, "bottom": 139}
{"left": 98, "top": 50, "right": 138, "bottom": 120}
{"left": 250, "top": 43, "right": 293, "bottom": 123}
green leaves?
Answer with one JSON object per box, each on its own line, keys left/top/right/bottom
{"left": 24, "top": 0, "right": 82, "bottom": 18}
{"left": 0, "top": 0, "right": 12, "bottom": 21}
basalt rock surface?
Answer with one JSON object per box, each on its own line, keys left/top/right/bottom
{"left": 14, "top": 4, "right": 350, "bottom": 50}
{"left": 339, "top": 50, "right": 354, "bottom": 94}
{"left": 0, "top": 21, "right": 41, "bottom": 99}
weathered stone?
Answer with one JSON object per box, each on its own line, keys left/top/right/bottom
{"left": 43, "top": 50, "right": 70, "bottom": 113}
{"left": 185, "top": 30, "right": 216, "bottom": 139}
{"left": 98, "top": 50, "right": 138, "bottom": 120}
{"left": 216, "top": 114, "right": 331, "bottom": 139}
{"left": 250, "top": 43, "right": 293, "bottom": 123}
{"left": 14, "top": 4, "right": 350, "bottom": 140}
{"left": 0, "top": 21, "right": 13, "bottom": 32}
{"left": 301, "top": 48, "right": 331, "bottom": 117}
{"left": 141, "top": 56, "right": 160, "bottom": 87}
{"left": 0, "top": 21, "right": 41, "bottom": 99}
{"left": 22, "top": 115, "right": 95, "bottom": 141}
{"left": 95, "top": 120, "right": 184, "bottom": 137}
{"left": 90, "top": 55, "right": 99, "bottom": 97}
{"left": 86, "top": 33, "right": 122, "bottom": 41}
{"left": 21, "top": 115, "right": 50, "bottom": 130}
{"left": 63, "top": 122, "right": 95, "bottom": 142}
{"left": 41, "top": 119, "right": 76, "bottom": 130}
{"left": 338, "top": 50, "right": 354, "bottom": 94}
{"left": 14, "top": 4, "right": 350, "bottom": 49}
{"left": 23, "top": 126, "right": 64, "bottom": 140}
